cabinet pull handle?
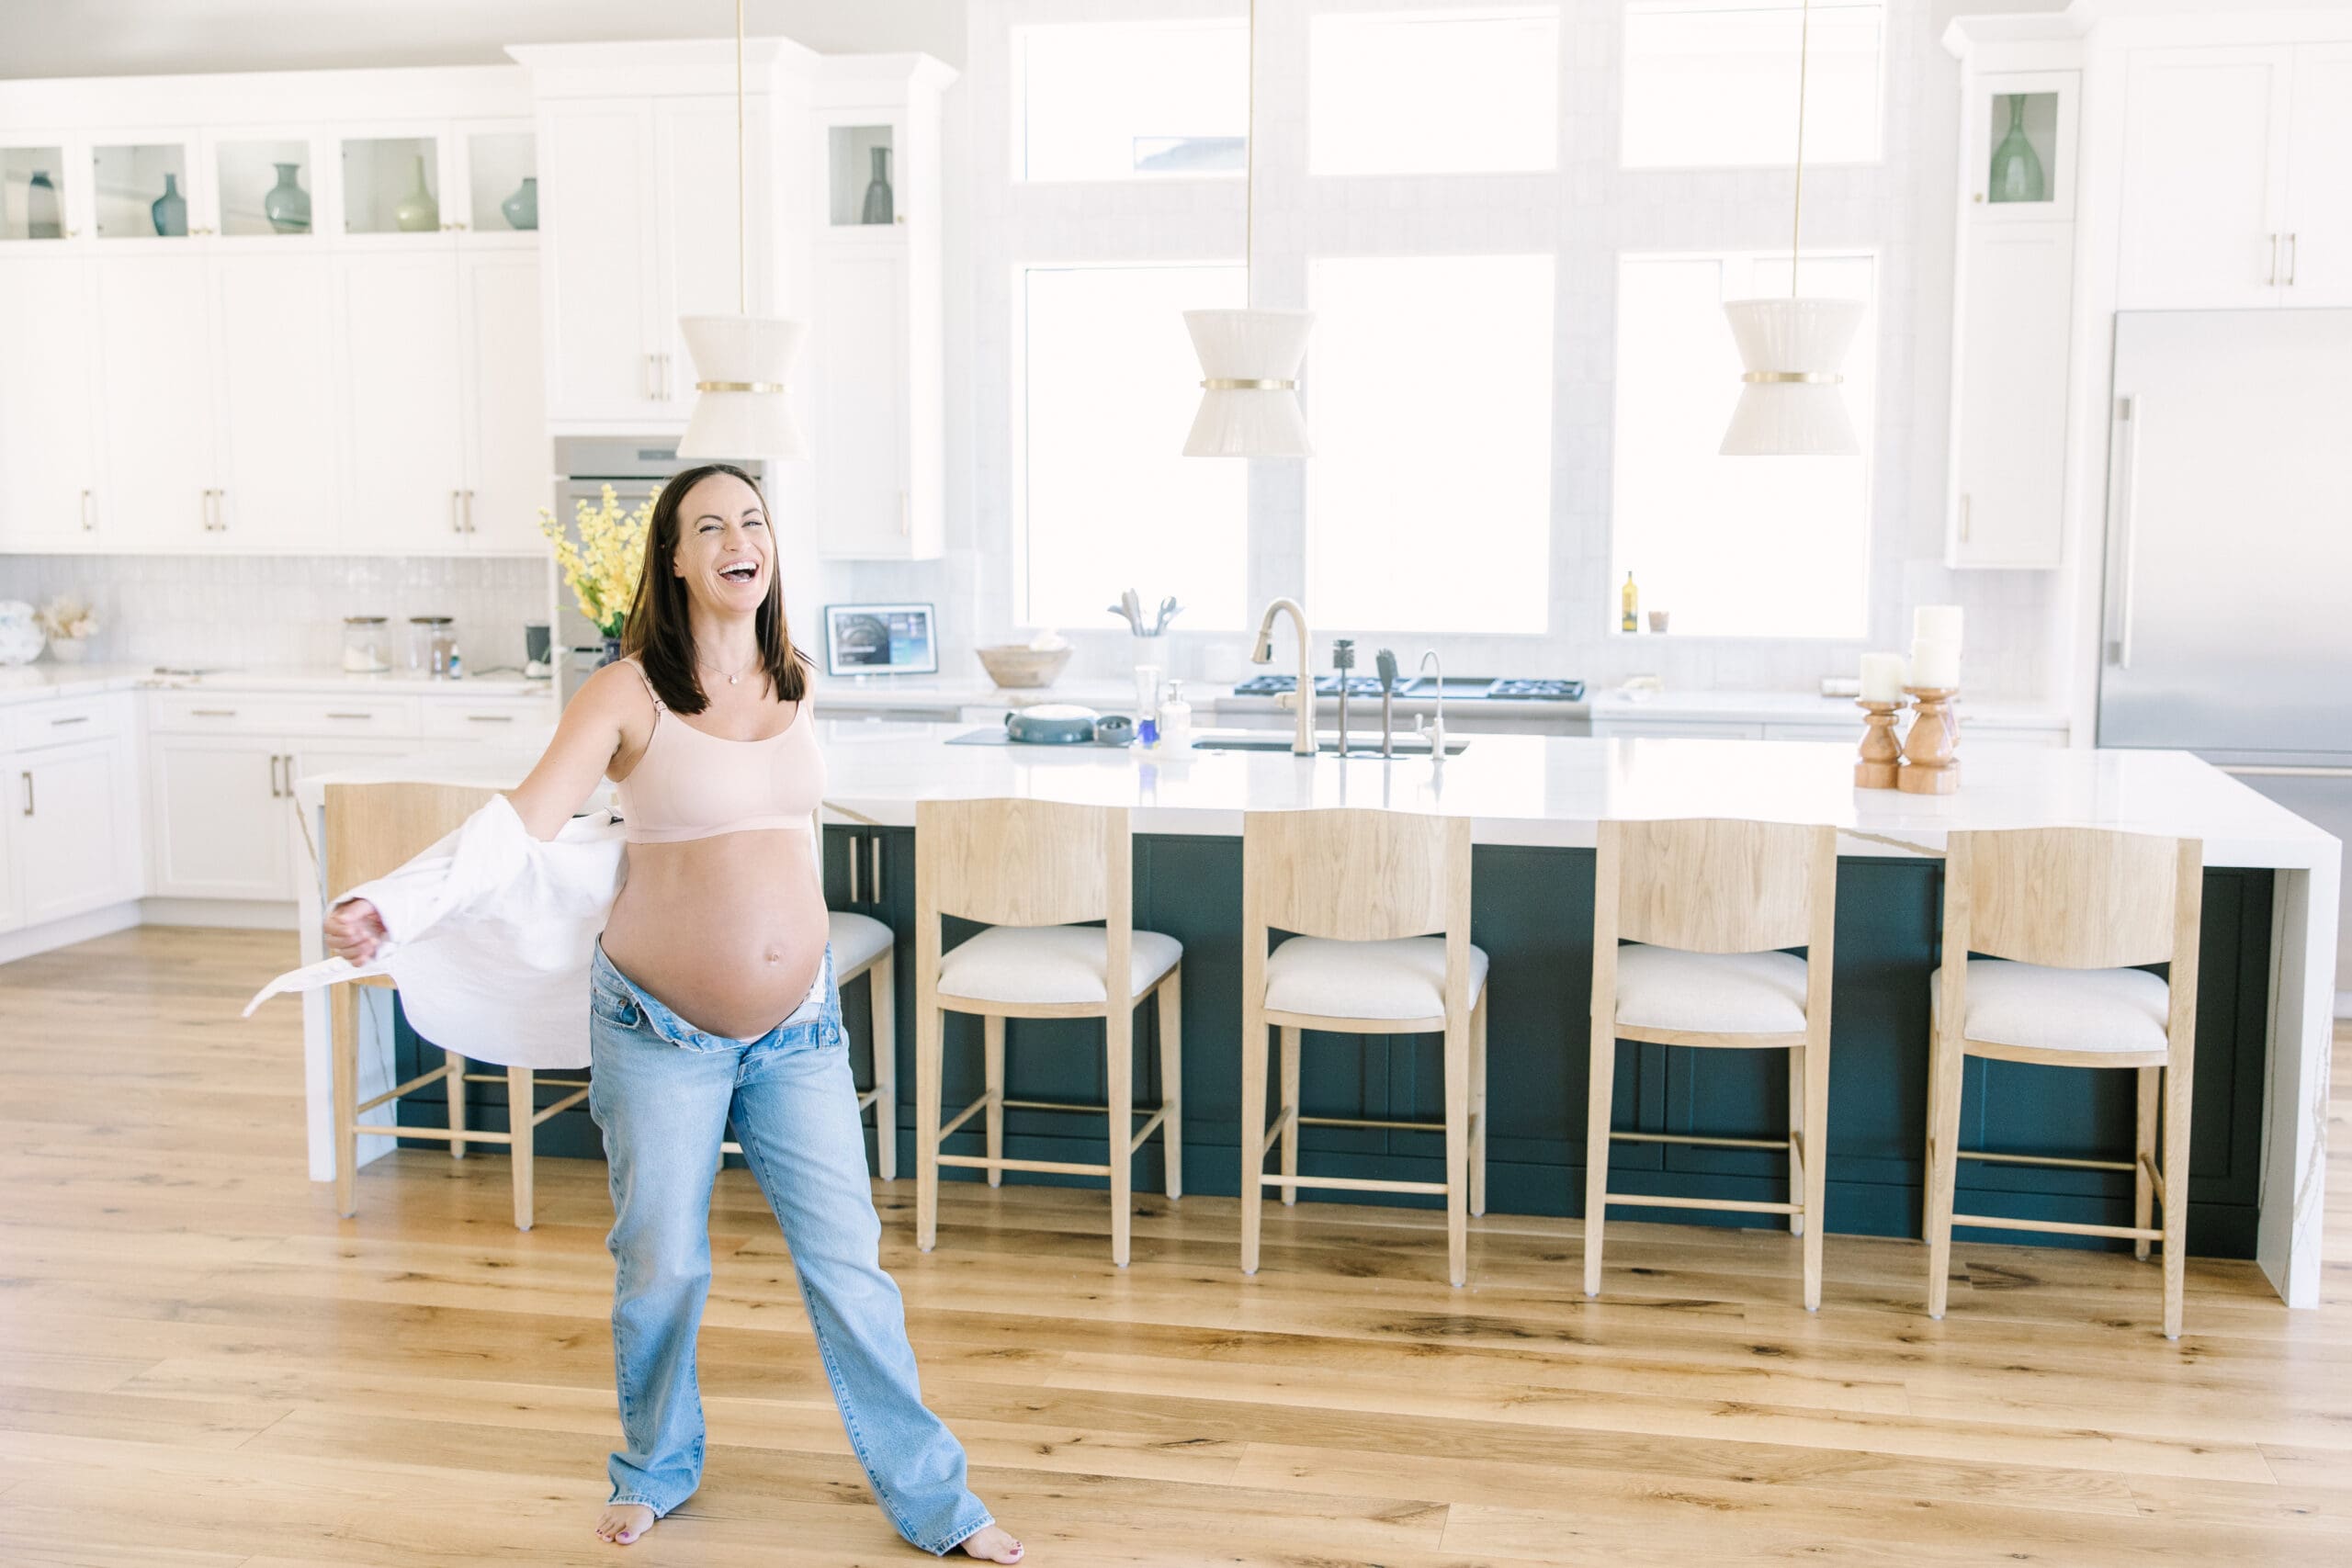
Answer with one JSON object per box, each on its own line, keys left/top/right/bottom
{"left": 847, "top": 830, "right": 861, "bottom": 903}
{"left": 49, "top": 715, "right": 89, "bottom": 727}
{"left": 2285, "top": 232, "right": 2298, "bottom": 287}
{"left": 1959, "top": 492, "right": 1972, "bottom": 545}
{"left": 465, "top": 713, "right": 514, "bottom": 723}
{"left": 325, "top": 711, "right": 371, "bottom": 720}
{"left": 191, "top": 707, "right": 236, "bottom": 717}
{"left": 80, "top": 489, "right": 95, "bottom": 531}
{"left": 659, "top": 352, "right": 673, "bottom": 400}
{"left": 464, "top": 489, "right": 477, "bottom": 533}
{"left": 20, "top": 771, "right": 32, "bottom": 818}
{"left": 870, "top": 833, "right": 883, "bottom": 900}
{"left": 647, "top": 353, "right": 660, "bottom": 401}
{"left": 2266, "top": 233, "right": 2279, "bottom": 287}
{"left": 453, "top": 490, "right": 465, "bottom": 534}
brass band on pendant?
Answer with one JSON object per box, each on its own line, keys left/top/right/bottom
{"left": 1200, "top": 378, "right": 1298, "bottom": 391}
{"left": 695, "top": 380, "right": 790, "bottom": 393}
{"left": 1741, "top": 371, "right": 1844, "bottom": 385}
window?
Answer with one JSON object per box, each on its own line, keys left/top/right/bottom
{"left": 1309, "top": 7, "right": 1560, "bottom": 175}
{"left": 1611, "top": 252, "right": 1875, "bottom": 638}
{"left": 1306, "top": 254, "right": 1555, "bottom": 633}
{"left": 1016, "top": 22, "right": 1249, "bottom": 182}
{"left": 1021, "top": 265, "right": 1249, "bottom": 629}
{"left": 1622, "top": 1, "right": 1883, "bottom": 168}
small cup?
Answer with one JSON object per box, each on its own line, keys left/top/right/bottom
{"left": 1647, "top": 609, "right": 1671, "bottom": 634}
{"left": 1092, "top": 713, "right": 1135, "bottom": 745}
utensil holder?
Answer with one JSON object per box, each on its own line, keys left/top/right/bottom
{"left": 1898, "top": 685, "right": 1960, "bottom": 795}
{"left": 1854, "top": 697, "right": 1905, "bottom": 789}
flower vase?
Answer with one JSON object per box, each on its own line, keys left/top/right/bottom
{"left": 27, "top": 170, "right": 61, "bottom": 239}
{"left": 263, "top": 162, "right": 311, "bottom": 233}
{"left": 861, "top": 146, "right": 894, "bottom": 225}
{"left": 393, "top": 154, "right": 439, "bottom": 232}
{"left": 151, "top": 173, "right": 187, "bottom": 237}
{"left": 500, "top": 175, "right": 537, "bottom": 231}
{"left": 599, "top": 635, "right": 623, "bottom": 668}
{"left": 1988, "top": 95, "right": 2046, "bottom": 204}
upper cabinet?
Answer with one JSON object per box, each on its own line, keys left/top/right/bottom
{"left": 0, "top": 67, "right": 548, "bottom": 555}
{"left": 2118, "top": 43, "right": 2352, "bottom": 309}
{"left": 1941, "top": 26, "right": 2083, "bottom": 571}
{"left": 810, "top": 56, "right": 955, "bottom": 562}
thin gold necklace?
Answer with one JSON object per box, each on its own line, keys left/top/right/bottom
{"left": 698, "top": 651, "right": 758, "bottom": 687}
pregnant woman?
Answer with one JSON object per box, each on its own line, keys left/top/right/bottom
{"left": 323, "top": 465, "right": 1022, "bottom": 1562}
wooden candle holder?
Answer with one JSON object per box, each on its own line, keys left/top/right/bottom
{"left": 1898, "top": 685, "right": 1960, "bottom": 795}
{"left": 1854, "top": 698, "right": 1904, "bottom": 788}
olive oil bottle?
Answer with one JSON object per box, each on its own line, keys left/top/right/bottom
{"left": 1621, "top": 571, "right": 1639, "bottom": 633}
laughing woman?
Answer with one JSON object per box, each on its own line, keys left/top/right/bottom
{"left": 323, "top": 464, "right": 1022, "bottom": 1562}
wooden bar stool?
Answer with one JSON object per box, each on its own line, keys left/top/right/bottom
{"left": 325, "top": 781, "right": 590, "bottom": 1230}
{"left": 1925, "top": 827, "right": 2204, "bottom": 1338}
{"left": 721, "top": 909, "right": 898, "bottom": 1178}
{"left": 1239, "top": 807, "right": 1487, "bottom": 1288}
{"left": 1584, "top": 818, "right": 1838, "bottom": 1309}
{"left": 912, "top": 799, "right": 1182, "bottom": 1266}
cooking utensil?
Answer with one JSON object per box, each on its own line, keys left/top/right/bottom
{"left": 1003, "top": 704, "right": 1101, "bottom": 744}
{"left": 1376, "top": 648, "right": 1398, "bottom": 757}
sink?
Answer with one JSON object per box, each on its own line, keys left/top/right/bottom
{"left": 1189, "top": 733, "right": 1468, "bottom": 756}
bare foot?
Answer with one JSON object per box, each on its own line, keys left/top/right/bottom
{"left": 960, "top": 1523, "right": 1024, "bottom": 1562}
{"left": 595, "top": 1503, "right": 656, "bottom": 1545}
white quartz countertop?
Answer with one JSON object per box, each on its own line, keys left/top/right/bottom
{"left": 299, "top": 720, "right": 2335, "bottom": 872}
{"left": 1587, "top": 689, "right": 2067, "bottom": 728}
{"left": 0, "top": 661, "right": 555, "bottom": 705}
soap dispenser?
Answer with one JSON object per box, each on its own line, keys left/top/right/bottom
{"left": 1159, "top": 679, "right": 1193, "bottom": 748}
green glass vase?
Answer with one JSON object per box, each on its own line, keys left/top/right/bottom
{"left": 1988, "top": 95, "right": 2046, "bottom": 204}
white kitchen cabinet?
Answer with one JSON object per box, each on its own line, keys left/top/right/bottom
{"left": 651, "top": 96, "right": 774, "bottom": 422}
{"left": 0, "top": 771, "right": 16, "bottom": 933}
{"left": 814, "top": 242, "right": 918, "bottom": 558}
{"left": 1947, "top": 220, "right": 2074, "bottom": 569}
{"left": 148, "top": 735, "right": 291, "bottom": 900}
{"left": 458, "top": 250, "right": 551, "bottom": 551}
{"left": 337, "top": 249, "right": 469, "bottom": 552}
{"left": 210, "top": 251, "right": 341, "bottom": 547}
{"left": 16, "top": 739, "right": 130, "bottom": 924}
{"left": 2282, "top": 43, "right": 2352, "bottom": 307}
{"left": 0, "top": 254, "right": 102, "bottom": 549}
{"left": 94, "top": 253, "right": 217, "bottom": 547}
{"left": 2117, "top": 47, "right": 2294, "bottom": 310}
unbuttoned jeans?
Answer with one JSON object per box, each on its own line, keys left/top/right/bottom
{"left": 588, "top": 940, "right": 992, "bottom": 1555}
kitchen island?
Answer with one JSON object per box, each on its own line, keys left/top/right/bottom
{"left": 290, "top": 723, "right": 2339, "bottom": 1308}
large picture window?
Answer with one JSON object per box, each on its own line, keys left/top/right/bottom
{"left": 1308, "top": 7, "right": 1561, "bottom": 176}
{"left": 1020, "top": 264, "right": 1249, "bottom": 629}
{"left": 1611, "top": 252, "right": 1876, "bottom": 639}
{"left": 1622, "top": 0, "right": 1884, "bottom": 168}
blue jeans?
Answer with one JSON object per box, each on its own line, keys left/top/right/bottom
{"left": 588, "top": 940, "right": 992, "bottom": 1555}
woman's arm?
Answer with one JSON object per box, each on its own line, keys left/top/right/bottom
{"left": 505, "top": 660, "right": 641, "bottom": 840}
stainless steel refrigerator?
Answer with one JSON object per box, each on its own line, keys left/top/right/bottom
{"left": 2099, "top": 310, "right": 2352, "bottom": 1010}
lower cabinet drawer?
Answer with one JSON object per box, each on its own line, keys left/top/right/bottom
{"left": 148, "top": 691, "right": 419, "bottom": 737}
{"left": 421, "top": 697, "right": 558, "bottom": 739}
{"left": 4, "top": 694, "right": 119, "bottom": 750}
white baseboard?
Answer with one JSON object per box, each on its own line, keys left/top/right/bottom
{"left": 140, "top": 897, "right": 298, "bottom": 931}
{"left": 0, "top": 901, "right": 141, "bottom": 964}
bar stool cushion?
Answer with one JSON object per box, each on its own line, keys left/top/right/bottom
{"left": 828, "top": 910, "right": 894, "bottom": 976}
{"left": 1934, "top": 959, "right": 2169, "bottom": 1054}
{"left": 1262, "top": 936, "right": 1488, "bottom": 1021}
{"left": 1613, "top": 944, "right": 1808, "bottom": 1034}
{"left": 937, "top": 924, "right": 1181, "bottom": 1006}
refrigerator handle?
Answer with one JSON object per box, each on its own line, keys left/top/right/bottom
{"left": 2107, "top": 395, "right": 2141, "bottom": 669}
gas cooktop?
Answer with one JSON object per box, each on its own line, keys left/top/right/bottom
{"left": 1231, "top": 674, "right": 1586, "bottom": 701}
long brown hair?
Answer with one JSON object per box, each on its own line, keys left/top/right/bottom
{"left": 620, "top": 463, "right": 808, "bottom": 715}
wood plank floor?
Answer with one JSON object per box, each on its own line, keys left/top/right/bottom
{"left": 3, "top": 925, "right": 2348, "bottom": 1566}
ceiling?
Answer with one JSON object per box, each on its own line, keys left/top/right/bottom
{"left": 0, "top": 0, "right": 968, "bottom": 79}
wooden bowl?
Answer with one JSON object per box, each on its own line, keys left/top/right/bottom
{"left": 977, "top": 644, "right": 1073, "bottom": 689}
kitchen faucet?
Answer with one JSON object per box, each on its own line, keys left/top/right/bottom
{"left": 1415, "top": 649, "right": 1448, "bottom": 759}
{"left": 1250, "top": 597, "right": 1317, "bottom": 756}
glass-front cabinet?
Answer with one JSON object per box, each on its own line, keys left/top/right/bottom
{"left": 826, "top": 121, "right": 900, "bottom": 230}
{"left": 337, "top": 122, "right": 537, "bottom": 243}
{"left": 1963, "top": 71, "right": 2079, "bottom": 221}
{"left": 463, "top": 122, "right": 538, "bottom": 241}
{"left": 209, "top": 131, "right": 319, "bottom": 239}
{"left": 340, "top": 130, "right": 446, "bottom": 237}
{"left": 91, "top": 136, "right": 201, "bottom": 239}
{"left": 0, "top": 143, "right": 71, "bottom": 242}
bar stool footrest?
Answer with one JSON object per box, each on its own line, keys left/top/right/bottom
{"left": 1598, "top": 1190, "right": 1797, "bottom": 1216}
{"left": 1259, "top": 1172, "right": 1449, "bottom": 1196}
{"left": 1950, "top": 1212, "right": 2162, "bottom": 1242}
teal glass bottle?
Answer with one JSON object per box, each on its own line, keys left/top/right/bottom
{"left": 1988, "top": 94, "right": 2046, "bottom": 204}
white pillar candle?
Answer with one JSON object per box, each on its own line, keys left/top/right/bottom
{"left": 1909, "top": 637, "right": 1962, "bottom": 689}
{"left": 1914, "top": 604, "right": 1964, "bottom": 646}
{"left": 1860, "top": 652, "right": 1907, "bottom": 702}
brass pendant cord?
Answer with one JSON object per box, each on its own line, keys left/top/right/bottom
{"left": 733, "top": 0, "right": 742, "bottom": 314}
{"left": 1244, "top": 0, "right": 1257, "bottom": 308}
{"left": 1791, "top": 0, "right": 1810, "bottom": 297}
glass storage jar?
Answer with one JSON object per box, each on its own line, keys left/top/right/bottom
{"left": 407, "top": 615, "right": 456, "bottom": 676}
{"left": 342, "top": 615, "right": 390, "bottom": 674}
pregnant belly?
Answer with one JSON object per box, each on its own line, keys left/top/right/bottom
{"left": 602, "top": 829, "right": 828, "bottom": 1039}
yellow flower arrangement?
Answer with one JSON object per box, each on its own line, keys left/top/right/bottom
{"left": 539, "top": 485, "right": 654, "bottom": 639}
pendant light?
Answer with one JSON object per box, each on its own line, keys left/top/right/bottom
{"left": 1182, "top": 0, "right": 1313, "bottom": 457}
{"left": 1719, "top": 0, "right": 1862, "bottom": 457}
{"left": 677, "top": 0, "right": 808, "bottom": 459}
